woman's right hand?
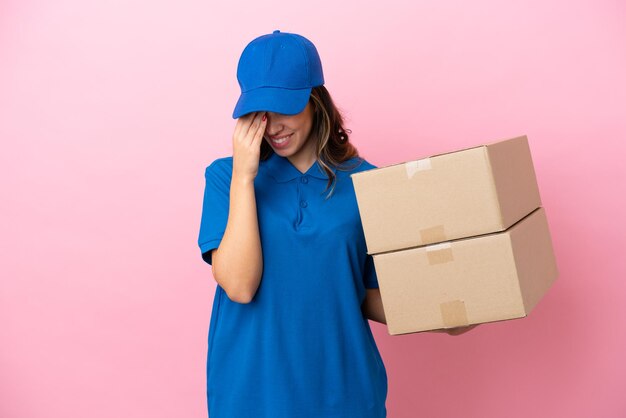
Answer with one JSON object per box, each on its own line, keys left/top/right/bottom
{"left": 232, "top": 111, "right": 267, "bottom": 183}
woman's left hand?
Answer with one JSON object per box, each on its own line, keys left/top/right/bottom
{"left": 430, "top": 323, "right": 480, "bottom": 336}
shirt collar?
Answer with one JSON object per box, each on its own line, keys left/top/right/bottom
{"left": 264, "top": 152, "right": 337, "bottom": 183}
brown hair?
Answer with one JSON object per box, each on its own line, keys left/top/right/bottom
{"left": 259, "top": 85, "right": 366, "bottom": 199}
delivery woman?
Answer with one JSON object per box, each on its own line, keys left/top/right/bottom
{"left": 197, "top": 29, "right": 474, "bottom": 418}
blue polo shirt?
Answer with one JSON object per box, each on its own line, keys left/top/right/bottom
{"left": 197, "top": 151, "right": 388, "bottom": 418}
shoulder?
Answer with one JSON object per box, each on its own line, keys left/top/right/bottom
{"left": 355, "top": 157, "right": 378, "bottom": 171}
{"left": 205, "top": 156, "right": 233, "bottom": 179}
{"left": 338, "top": 156, "right": 378, "bottom": 175}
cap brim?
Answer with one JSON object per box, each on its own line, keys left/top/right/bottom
{"left": 232, "top": 86, "right": 312, "bottom": 119}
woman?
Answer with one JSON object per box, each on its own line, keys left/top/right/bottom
{"left": 198, "top": 29, "right": 474, "bottom": 418}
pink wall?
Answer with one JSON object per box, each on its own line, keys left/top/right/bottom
{"left": 2, "top": 0, "right": 625, "bottom": 417}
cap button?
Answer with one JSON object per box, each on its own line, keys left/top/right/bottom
{"left": 273, "top": 30, "right": 280, "bottom": 34}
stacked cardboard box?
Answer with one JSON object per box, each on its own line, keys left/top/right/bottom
{"left": 350, "top": 135, "right": 559, "bottom": 335}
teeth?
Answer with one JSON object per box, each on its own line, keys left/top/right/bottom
{"left": 271, "top": 134, "right": 291, "bottom": 143}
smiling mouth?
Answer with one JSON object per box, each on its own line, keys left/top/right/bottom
{"left": 269, "top": 133, "right": 293, "bottom": 144}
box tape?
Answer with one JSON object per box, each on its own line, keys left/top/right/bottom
{"left": 420, "top": 225, "right": 446, "bottom": 244}
{"left": 425, "top": 241, "right": 453, "bottom": 264}
{"left": 440, "top": 299, "right": 469, "bottom": 328}
{"left": 405, "top": 158, "right": 432, "bottom": 179}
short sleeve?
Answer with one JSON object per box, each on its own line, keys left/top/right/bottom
{"left": 363, "top": 253, "right": 379, "bottom": 289}
{"left": 197, "top": 161, "right": 231, "bottom": 265}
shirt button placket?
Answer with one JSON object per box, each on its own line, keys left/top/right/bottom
{"left": 299, "top": 176, "right": 308, "bottom": 208}
{"left": 297, "top": 176, "right": 309, "bottom": 227}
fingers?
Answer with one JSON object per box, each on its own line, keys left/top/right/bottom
{"left": 234, "top": 113, "right": 251, "bottom": 138}
{"left": 446, "top": 324, "right": 479, "bottom": 336}
{"left": 234, "top": 111, "right": 267, "bottom": 149}
{"left": 234, "top": 112, "right": 258, "bottom": 139}
{"left": 252, "top": 112, "right": 267, "bottom": 147}
{"left": 244, "top": 112, "right": 264, "bottom": 138}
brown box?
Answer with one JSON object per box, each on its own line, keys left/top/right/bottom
{"left": 373, "top": 207, "right": 558, "bottom": 335}
{"left": 350, "top": 135, "right": 542, "bottom": 255}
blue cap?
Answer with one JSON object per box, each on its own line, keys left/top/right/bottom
{"left": 232, "top": 30, "right": 325, "bottom": 119}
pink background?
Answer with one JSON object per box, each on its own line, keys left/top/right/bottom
{"left": 2, "top": 0, "right": 625, "bottom": 417}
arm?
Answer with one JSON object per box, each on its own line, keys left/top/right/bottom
{"left": 362, "top": 288, "right": 386, "bottom": 324}
{"left": 212, "top": 173, "right": 263, "bottom": 304}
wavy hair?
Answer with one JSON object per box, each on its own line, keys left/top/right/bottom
{"left": 260, "top": 85, "right": 366, "bottom": 199}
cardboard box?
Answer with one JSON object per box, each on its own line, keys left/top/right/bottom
{"left": 374, "top": 207, "right": 558, "bottom": 335}
{"left": 350, "top": 135, "right": 542, "bottom": 254}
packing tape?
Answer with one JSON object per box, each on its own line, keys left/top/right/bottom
{"left": 425, "top": 241, "right": 453, "bottom": 265}
{"left": 405, "top": 158, "right": 432, "bottom": 179}
{"left": 440, "top": 300, "right": 469, "bottom": 328}
{"left": 420, "top": 225, "right": 446, "bottom": 244}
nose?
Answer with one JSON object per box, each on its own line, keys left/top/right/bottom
{"left": 265, "top": 114, "right": 283, "bottom": 135}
